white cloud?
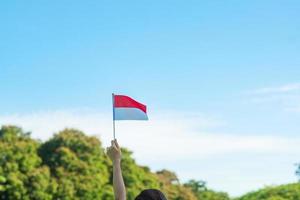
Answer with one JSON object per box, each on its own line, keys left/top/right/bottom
{"left": 247, "top": 83, "right": 300, "bottom": 112}
{"left": 1, "top": 110, "right": 299, "bottom": 160}
{"left": 250, "top": 83, "right": 300, "bottom": 95}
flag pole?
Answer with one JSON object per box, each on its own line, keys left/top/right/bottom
{"left": 112, "top": 93, "right": 116, "bottom": 140}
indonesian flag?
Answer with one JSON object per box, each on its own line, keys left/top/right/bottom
{"left": 113, "top": 94, "right": 148, "bottom": 120}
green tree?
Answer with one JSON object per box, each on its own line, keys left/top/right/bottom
{"left": 120, "top": 148, "right": 160, "bottom": 199}
{"left": 184, "top": 179, "right": 206, "bottom": 193}
{"left": 0, "top": 126, "right": 56, "bottom": 200}
{"left": 38, "top": 129, "right": 113, "bottom": 200}
{"left": 156, "top": 170, "right": 197, "bottom": 200}
{"left": 184, "top": 179, "right": 230, "bottom": 200}
{"left": 237, "top": 183, "right": 300, "bottom": 200}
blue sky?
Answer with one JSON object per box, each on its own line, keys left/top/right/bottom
{"left": 1, "top": 0, "right": 300, "bottom": 196}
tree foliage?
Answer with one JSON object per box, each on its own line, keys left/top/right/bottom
{"left": 38, "top": 129, "right": 113, "bottom": 200}
{"left": 236, "top": 183, "right": 300, "bottom": 200}
{"left": 0, "top": 126, "right": 56, "bottom": 200}
{"left": 184, "top": 180, "right": 230, "bottom": 200}
{"left": 121, "top": 149, "right": 160, "bottom": 199}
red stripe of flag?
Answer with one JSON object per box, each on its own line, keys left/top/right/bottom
{"left": 114, "top": 95, "right": 147, "bottom": 113}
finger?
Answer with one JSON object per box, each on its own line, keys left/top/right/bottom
{"left": 114, "top": 139, "right": 120, "bottom": 148}
{"left": 111, "top": 143, "right": 118, "bottom": 150}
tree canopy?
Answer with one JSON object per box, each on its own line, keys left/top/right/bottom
{"left": 236, "top": 183, "right": 300, "bottom": 200}
{"left": 0, "top": 126, "right": 55, "bottom": 200}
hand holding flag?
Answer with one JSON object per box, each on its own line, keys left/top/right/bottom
{"left": 107, "top": 139, "right": 121, "bottom": 163}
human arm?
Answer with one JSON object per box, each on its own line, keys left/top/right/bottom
{"left": 107, "top": 139, "right": 126, "bottom": 200}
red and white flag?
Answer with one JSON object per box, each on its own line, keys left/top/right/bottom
{"left": 113, "top": 94, "right": 148, "bottom": 120}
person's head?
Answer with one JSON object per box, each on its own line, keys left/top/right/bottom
{"left": 135, "top": 189, "right": 167, "bottom": 200}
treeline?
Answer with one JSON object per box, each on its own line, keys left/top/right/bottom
{"left": 0, "top": 125, "right": 229, "bottom": 200}
{"left": 0, "top": 125, "right": 299, "bottom": 200}
{"left": 236, "top": 183, "right": 300, "bottom": 200}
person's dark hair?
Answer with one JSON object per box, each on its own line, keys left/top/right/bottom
{"left": 135, "top": 189, "right": 167, "bottom": 200}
